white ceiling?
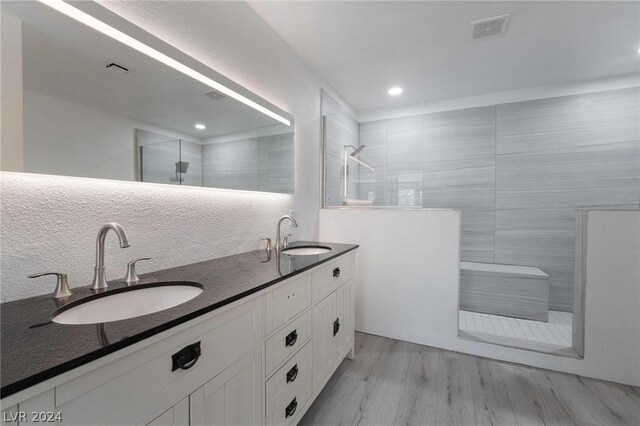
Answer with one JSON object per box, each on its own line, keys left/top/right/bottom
{"left": 249, "top": 1, "right": 640, "bottom": 112}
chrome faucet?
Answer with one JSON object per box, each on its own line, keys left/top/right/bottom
{"left": 276, "top": 215, "right": 298, "bottom": 251}
{"left": 90, "top": 223, "right": 130, "bottom": 292}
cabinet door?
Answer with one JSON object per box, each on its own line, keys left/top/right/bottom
{"left": 312, "top": 292, "right": 337, "bottom": 389}
{"left": 335, "top": 281, "right": 353, "bottom": 356}
{"left": 146, "top": 398, "right": 188, "bottom": 426}
{"left": 1, "top": 406, "right": 18, "bottom": 426}
{"left": 189, "top": 348, "right": 262, "bottom": 426}
{"left": 14, "top": 390, "right": 55, "bottom": 426}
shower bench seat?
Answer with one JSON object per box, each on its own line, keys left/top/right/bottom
{"left": 460, "top": 261, "right": 550, "bottom": 322}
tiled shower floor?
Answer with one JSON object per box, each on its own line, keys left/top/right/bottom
{"left": 459, "top": 310, "right": 572, "bottom": 347}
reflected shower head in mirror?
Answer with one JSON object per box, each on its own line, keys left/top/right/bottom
{"left": 175, "top": 161, "right": 190, "bottom": 174}
{"left": 350, "top": 144, "right": 366, "bottom": 156}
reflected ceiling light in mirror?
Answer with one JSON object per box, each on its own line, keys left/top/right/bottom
{"left": 194, "top": 123, "right": 206, "bottom": 130}
{"left": 388, "top": 87, "right": 403, "bottom": 96}
{"left": 37, "top": 0, "right": 291, "bottom": 127}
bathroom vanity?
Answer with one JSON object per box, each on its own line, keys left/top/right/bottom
{"left": 0, "top": 242, "right": 357, "bottom": 426}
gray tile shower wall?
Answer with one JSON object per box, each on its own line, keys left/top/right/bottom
{"left": 266, "top": 132, "right": 295, "bottom": 193}
{"left": 356, "top": 87, "right": 640, "bottom": 312}
{"left": 495, "top": 87, "right": 640, "bottom": 312}
{"left": 422, "top": 107, "right": 496, "bottom": 262}
{"left": 140, "top": 139, "right": 181, "bottom": 185}
{"left": 202, "top": 134, "right": 294, "bottom": 193}
{"left": 359, "top": 106, "right": 497, "bottom": 262}
{"left": 359, "top": 120, "right": 389, "bottom": 205}
{"left": 205, "top": 138, "right": 260, "bottom": 190}
{"left": 180, "top": 140, "right": 204, "bottom": 187}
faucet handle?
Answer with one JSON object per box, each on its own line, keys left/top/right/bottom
{"left": 127, "top": 257, "right": 151, "bottom": 267}
{"left": 28, "top": 272, "right": 72, "bottom": 299}
{"left": 261, "top": 237, "right": 272, "bottom": 252}
{"left": 125, "top": 258, "right": 151, "bottom": 285}
{"left": 282, "top": 234, "right": 291, "bottom": 249}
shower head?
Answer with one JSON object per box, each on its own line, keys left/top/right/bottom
{"left": 342, "top": 144, "right": 374, "bottom": 198}
{"left": 344, "top": 145, "right": 374, "bottom": 171}
{"left": 350, "top": 145, "right": 366, "bottom": 156}
{"left": 175, "top": 161, "right": 190, "bottom": 174}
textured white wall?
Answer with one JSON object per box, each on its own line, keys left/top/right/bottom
{"left": 0, "top": 172, "right": 293, "bottom": 302}
{"left": 1, "top": 1, "right": 349, "bottom": 301}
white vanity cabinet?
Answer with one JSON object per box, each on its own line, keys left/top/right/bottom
{"left": 312, "top": 256, "right": 355, "bottom": 390}
{"left": 265, "top": 342, "right": 313, "bottom": 426}
{"left": 147, "top": 398, "right": 189, "bottom": 426}
{"left": 335, "top": 281, "right": 354, "bottom": 359}
{"left": 1, "top": 250, "right": 356, "bottom": 426}
{"left": 188, "top": 348, "right": 263, "bottom": 426}
{"left": 51, "top": 295, "right": 262, "bottom": 426}
{"left": 265, "top": 254, "right": 355, "bottom": 425}
{"left": 312, "top": 281, "right": 354, "bottom": 390}
{"left": 312, "top": 293, "right": 338, "bottom": 388}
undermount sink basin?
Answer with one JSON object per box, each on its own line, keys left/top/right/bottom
{"left": 281, "top": 245, "right": 332, "bottom": 256}
{"left": 52, "top": 282, "right": 203, "bottom": 325}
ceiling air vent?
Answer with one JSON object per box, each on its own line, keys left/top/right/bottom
{"left": 101, "top": 61, "right": 131, "bottom": 74}
{"left": 203, "top": 89, "right": 226, "bottom": 100}
{"left": 471, "top": 14, "right": 511, "bottom": 40}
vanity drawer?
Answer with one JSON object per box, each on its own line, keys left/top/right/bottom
{"left": 312, "top": 254, "right": 353, "bottom": 303}
{"left": 265, "top": 273, "right": 312, "bottom": 334}
{"left": 53, "top": 297, "right": 262, "bottom": 426}
{"left": 265, "top": 310, "right": 311, "bottom": 374}
{"left": 266, "top": 342, "right": 312, "bottom": 426}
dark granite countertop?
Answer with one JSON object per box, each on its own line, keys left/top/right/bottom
{"left": 1, "top": 241, "right": 358, "bottom": 399}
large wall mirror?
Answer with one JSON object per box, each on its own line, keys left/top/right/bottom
{"left": 1, "top": 1, "right": 294, "bottom": 194}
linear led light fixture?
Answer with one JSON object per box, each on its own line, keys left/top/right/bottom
{"left": 37, "top": 0, "right": 291, "bottom": 127}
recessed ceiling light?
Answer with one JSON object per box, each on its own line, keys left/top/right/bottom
{"left": 388, "top": 87, "right": 403, "bottom": 96}
{"left": 195, "top": 123, "right": 206, "bottom": 130}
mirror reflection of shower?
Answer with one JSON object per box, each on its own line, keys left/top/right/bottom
{"left": 174, "top": 160, "right": 190, "bottom": 182}
{"left": 343, "top": 144, "right": 374, "bottom": 199}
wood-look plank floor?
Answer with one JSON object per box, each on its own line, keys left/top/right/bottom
{"left": 299, "top": 332, "right": 640, "bottom": 426}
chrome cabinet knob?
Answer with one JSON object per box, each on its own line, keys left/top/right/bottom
{"left": 124, "top": 257, "right": 151, "bottom": 285}
{"left": 28, "top": 272, "right": 72, "bottom": 299}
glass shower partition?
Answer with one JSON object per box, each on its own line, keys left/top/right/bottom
{"left": 137, "top": 129, "right": 203, "bottom": 186}
{"left": 138, "top": 131, "right": 181, "bottom": 185}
